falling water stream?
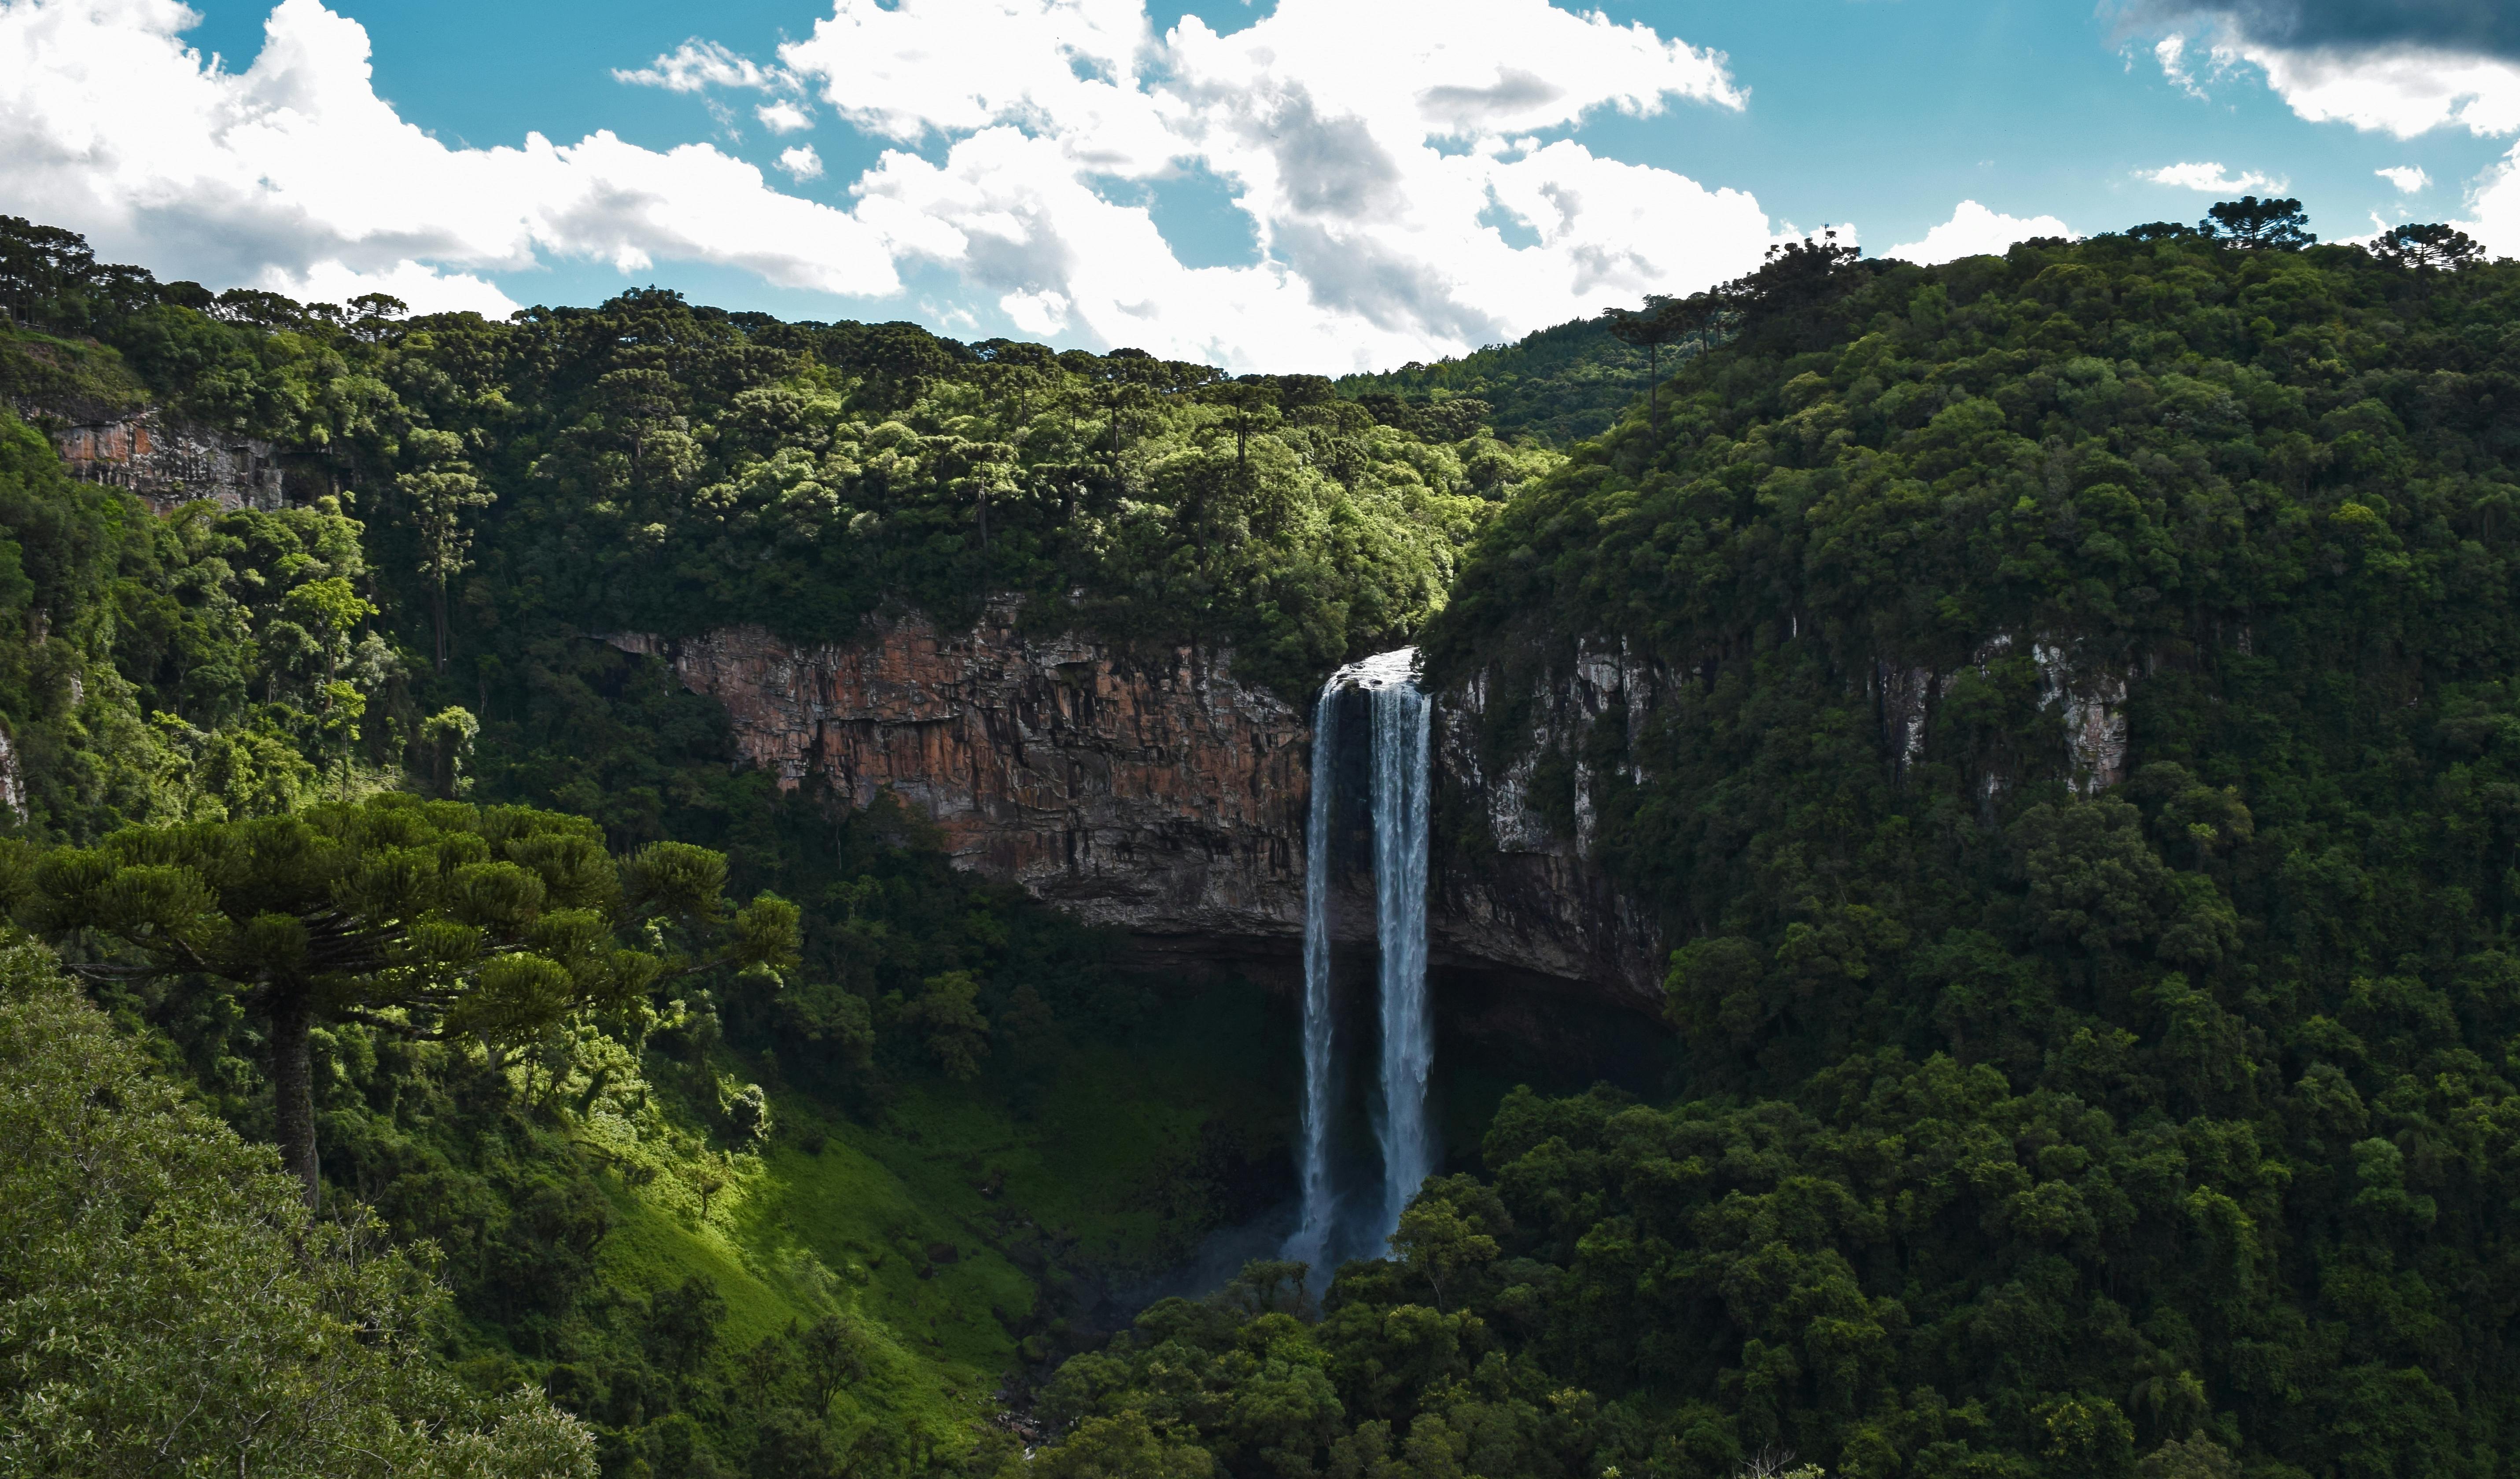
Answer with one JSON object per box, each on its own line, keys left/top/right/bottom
{"left": 1283, "top": 675, "right": 1342, "bottom": 1275}
{"left": 1367, "top": 661, "right": 1434, "bottom": 1238}
{"left": 1285, "top": 648, "right": 1433, "bottom": 1276}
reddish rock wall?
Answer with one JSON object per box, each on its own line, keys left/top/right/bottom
{"left": 601, "top": 610, "right": 1312, "bottom": 948}
{"left": 604, "top": 611, "right": 1671, "bottom": 1009}
{"left": 48, "top": 409, "right": 285, "bottom": 514}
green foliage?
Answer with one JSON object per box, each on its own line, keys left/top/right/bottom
{"left": 1030, "top": 1231, "right": 1602, "bottom": 1479}
{"left": 23, "top": 793, "right": 794, "bottom": 1201}
{"left": 420, "top": 703, "right": 481, "bottom": 796}
{"left": 441, "top": 304, "right": 1497, "bottom": 699}
{"left": 1028, "top": 1411, "right": 1218, "bottom": 1479}
{"left": 6, "top": 218, "right": 1525, "bottom": 705}
{"left": 895, "top": 969, "right": 991, "bottom": 1081}
{"left": 0, "top": 215, "right": 1320, "bottom": 1475}
{"left": 1390, "top": 225, "right": 2520, "bottom": 1472}
{"left": 0, "top": 324, "right": 150, "bottom": 419}
{"left": 0, "top": 411, "right": 411, "bottom": 837}
{"left": 30, "top": 742, "right": 1292, "bottom": 1475}
{"left": 33, "top": 202, "right": 2520, "bottom": 1478}
{"left": 0, "top": 934, "right": 594, "bottom": 1476}
{"left": 2202, "top": 197, "right": 2314, "bottom": 251}
{"left": 1337, "top": 316, "right": 1666, "bottom": 445}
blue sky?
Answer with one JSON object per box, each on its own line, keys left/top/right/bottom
{"left": 7, "top": 0, "right": 2519, "bottom": 370}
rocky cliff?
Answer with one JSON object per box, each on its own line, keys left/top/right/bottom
{"left": 601, "top": 609, "right": 1314, "bottom": 960}
{"left": 1427, "top": 650, "right": 1669, "bottom": 1005}
{"left": 46, "top": 408, "right": 287, "bottom": 514}
{"left": 602, "top": 611, "right": 1671, "bottom": 1009}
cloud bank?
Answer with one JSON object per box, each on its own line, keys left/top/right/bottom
{"left": 2119, "top": 0, "right": 2520, "bottom": 66}
{"left": 1883, "top": 201, "right": 2075, "bottom": 265}
{"left": 769, "top": 0, "right": 1775, "bottom": 367}
{"left": 0, "top": 0, "right": 1790, "bottom": 369}
{"left": 0, "top": 0, "right": 901, "bottom": 316}
{"left": 2125, "top": 0, "right": 2520, "bottom": 138}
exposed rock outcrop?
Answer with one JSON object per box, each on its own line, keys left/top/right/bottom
{"left": 0, "top": 722, "right": 22, "bottom": 824}
{"left": 601, "top": 611, "right": 1671, "bottom": 1009}
{"left": 601, "top": 606, "right": 2147, "bottom": 1016}
{"left": 601, "top": 609, "right": 1312, "bottom": 953}
{"left": 48, "top": 409, "right": 286, "bottom": 513}
{"left": 1428, "top": 650, "right": 1668, "bottom": 1007}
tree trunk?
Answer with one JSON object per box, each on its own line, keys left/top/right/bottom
{"left": 268, "top": 993, "right": 320, "bottom": 1208}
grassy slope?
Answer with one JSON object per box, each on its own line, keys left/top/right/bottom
{"left": 569, "top": 978, "right": 1295, "bottom": 1446}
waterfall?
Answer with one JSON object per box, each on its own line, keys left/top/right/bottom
{"left": 1367, "top": 663, "right": 1434, "bottom": 1240}
{"left": 1283, "top": 674, "right": 1342, "bottom": 1275}
{"left": 1283, "top": 648, "right": 1435, "bottom": 1277}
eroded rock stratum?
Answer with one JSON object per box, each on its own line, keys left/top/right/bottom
{"left": 601, "top": 610, "right": 1666, "bottom": 1008}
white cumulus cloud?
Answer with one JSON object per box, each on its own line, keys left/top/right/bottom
{"left": 2377, "top": 164, "right": 2432, "bottom": 192}
{"left": 2240, "top": 42, "right": 2520, "bottom": 137}
{"left": 2153, "top": 33, "right": 2209, "bottom": 97}
{"left": 0, "top": 0, "right": 898, "bottom": 315}
{"left": 775, "top": 0, "right": 1771, "bottom": 368}
{"left": 264, "top": 257, "right": 519, "bottom": 315}
{"left": 1000, "top": 287, "right": 1070, "bottom": 336}
{"left": 0, "top": 0, "right": 1787, "bottom": 367}
{"left": 756, "top": 99, "right": 812, "bottom": 133}
{"left": 615, "top": 38, "right": 785, "bottom": 94}
{"left": 2143, "top": 161, "right": 2287, "bottom": 193}
{"left": 1883, "top": 201, "right": 2075, "bottom": 265}
{"left": 2457, "top": 141, "right": 2520, "bottom": 257}
{"left": 2133, "top": 11, "right": 2520, "bottom": 140}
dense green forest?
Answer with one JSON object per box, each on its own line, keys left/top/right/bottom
{"left": 7, "top": 204, "right": 2520, "bottom": 1479}
{"left": 1334, "top": 315, "right": 1661, "bottom": 446}
{"left": 0, "top": 211, "right": 1535, "bottom": 1475}
{"left": 1021, "top": 215, "right": 2520, "bottom": 1479}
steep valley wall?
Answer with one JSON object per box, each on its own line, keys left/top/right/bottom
{"left": 599, "top": 611, "right": 1669, "bottom": 1010}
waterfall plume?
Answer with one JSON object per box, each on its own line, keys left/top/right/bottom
{"left": 1368, "top": 663, "right": 1434, "bottom": 1240}
{"left": 1283, "top": 674, "right": 1342, "bottom": 1275}
{"left": 1282, "top": 647, "right": 1435, "bottom": 1278}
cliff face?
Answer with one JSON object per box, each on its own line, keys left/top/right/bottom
{"left": 602, "top": 610, "right": 1312, "bottom": 951}
{"left": 48, "top": 409, "right": 285, "bottom": 514}
{"left": 606, "top": 612, "right": 1671, "bottom": 1009}
{"left": 1427, "top": 650, "right": 1668, "bottom": 1006}
{"left": 1414, "top": 630, "right": 2142, "bottom": 1009}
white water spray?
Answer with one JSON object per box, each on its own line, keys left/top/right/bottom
{"left": 1363, "top": 655, "right": 1434, "bottom": 1240}
{"left": 1283, "top": 648, "right": 1435, "bottom": 1273}
{"left": 1284, "top": 674, "right": 1342, "bottom": 1275}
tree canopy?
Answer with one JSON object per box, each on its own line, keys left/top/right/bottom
{"left": 13, "top": 794, "right": 797, "bottom": 1201}
{"left": 0, "top": 935, "right": 596, "bottom": 1476}
{"left": 10, "top": 205, "right": 2520, "bottom": 1479}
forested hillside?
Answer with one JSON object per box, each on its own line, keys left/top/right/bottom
{"left": 0, "top": 215, "right": 1531, "bottom": 1475}
{"left": 1335, "top": 314, "right": 1661, "bottom": 445}
{"left": 7, "top": 204, "right": 2520, "bottom": 1479}
{"left": 1023, "top": 216, "right": 2520, "bottom": 1478}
